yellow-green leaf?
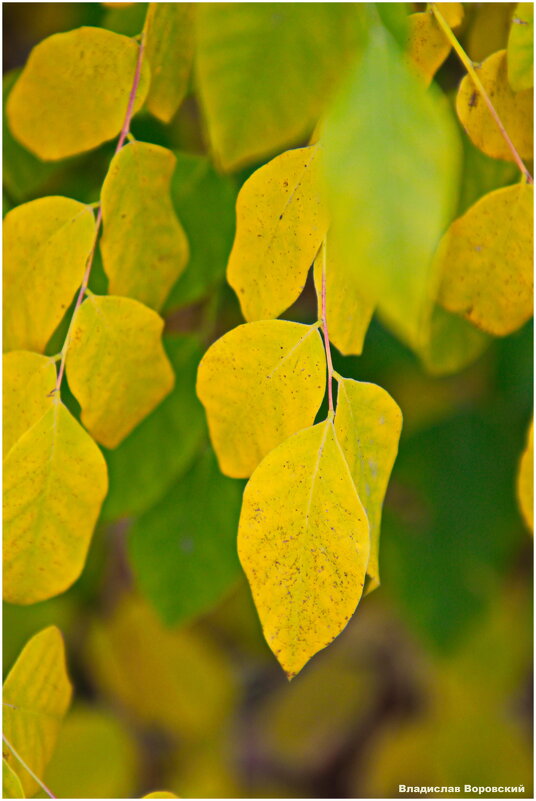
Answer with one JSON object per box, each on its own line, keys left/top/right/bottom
{"left": 417, "top": 305, "right": 491, "bottom": 376}
{"left": 438, "top": 184, "right": 533, "bottom": 336}
{"left": 428, "top": 3, "right": 464, "bottom": 29}
{"left": 100, "top": 142, "right": 189, "bottom": 310}
{"left": 144, "top": 793, "right": 178, "bottom": 799}
{"left": 144, "top": 2, "right": 195, "bottom": 122}
{"left": 313, "top": 240, "right": 374, "bottom": 357}
{"left": 3, "top": 352, "right": 56, "bottom": 458}
{"left": 197, "top": 320, "right": 326, "bottom": 478}
{"left": 334, "top": 377, "right": 402, "bottom": 592}
{"left": 406, "top": 12, "right": 451, "bottom": 87}
{"left": 507, "top": 3, "right": 534, "bottom": 91}
{"left": 517, "top": 419, "right": 533, "bottom": 531}
{"left": 227, "top": 145, "right": 328, "bottom": 322}
{"left": 3, "top": 402, "right": 108, "bottom": 604}
{"left": 6, "top": 27, "right": 150, "bottom": 160}
{"left": 2, "top": 760, "right": 24, "bottom": 799}
{"left": 3, "top": 627, "right": 72, "bottom": 797}
{"left": 457, "top": 49, "right": 533, "bottom": 162}
{"left": 238, "top": 421, "right": 370, "bottom": 678}
{"left": 66, "top": 295, "right": 174, "bottom": 448}
{"left": 3, "top": 196, "right": 95, "bottom": 352}
{"left": 195, "top": 3, "right": 364, "bottom": 170}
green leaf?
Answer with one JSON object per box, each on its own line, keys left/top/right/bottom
{"left": 2, "top": 759, "right": 24, "bottom": 799}
{"left": 6, "top": 27, "right": 150, "bottom": 160}
{"left": 101, "top": 2, "right": 148, "bottom": 36}
{"left": 321, "top": 19, "right": 460, "bottom": 349}
{"left": 195, "top": 3, "right": 364, "bottom": 170}
{"left": 3, "top": 196, "right": 96, "bottom": 353}
{"left": 507, "top": 3, "right": 534, "bottom": 91}
{"left": 227, "top": 145, "right": 328, "bottom": 322}
{"left": 457, "top": 49, "right": 533, "bottom": 163}
{"left": 334, "top": 378, "right": 402, "bottom": 592}
{"left": 128, "top": 448, "right": 242, "bottom": 626}
{"left": 438, "top": 184, "right": 533, "bottom": 336}
{"left": 3, "top": 402, "right": 108, "bottom": 604}
{"left": 100, "top": 141, "right": 189, "bottom": 310}
{"left": 417, "top": 305, "right": 491, "bottom": 376}
{"left": 144, "top": 2, "right": 195, "bottom": 122}
{"left": 3, "top": 352, "right": 57, "bottom": 458}
{"left": 165, "top": 152, "right": 236, "bottom": 310}
{"left": 3, "top": 627, "right": 72, "bottom": 796}
{"left": 66, "top": 295, "right": 174, "bottom": 448}
{"left": 102, "top": 335, "right": 205, "bottom": 520}
{"left": 197, "top": 320, "right": 326, "bottom": 478}
{"left": 457, "top": 135, "right": 518, "bottom": 217}
{"left": 238, "top": 420, "right": 370, "bottom": 679}
{"left": 517, "top": 418, "right": 533, "bottom": 531}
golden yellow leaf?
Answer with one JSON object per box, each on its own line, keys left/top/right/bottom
{"left": 3, "top": 402, "right": 108, "bottom": 604}
{"left": 313, "top": 241, "right": 374, "bottom": 356}
{"left": 406, "top": 12, "right": 451, "bottom": 87}
{"left": 144, "top": 2, "right": 195, "bottom": 122}
{"left": 456, "top": 49, "right": 533, "bottom": 162}
{"left": 334, "top": 377, "right": 402, "bottom": 592}
{"left": 429, "top": 2, "right": 464, "bottom": 28}
{"left": 197, "top": 320, "right": 326, "bottom": 478}
{"left": 6, "top": 27, "right": 150, "bottom": 160}
{"left": 517, "top": 419, "right": 533, "bottom": 531}
{"left": 144, "top": 794, "right": 178, "bottom": 799}
{"left": 227, "top": 145, "right": 328, "bottom": 321}
{"left": 3, "top": 197, "right": 95, "bottom": 353}
{"left": 3, "top": 352, "right": 56, "bottom": 458}
{"left": 507, "top": 3, "right": 534, "bottom": 91}
{"left": 100, "top": 142, "right": 189, "bottom": 310}
{"left": 438, "top": 183, "right": 533, "bottom": 336}
{"left": 238, "top": 421, "right": 370, "bottom": 678}
{"left": 3, "top": 627, "right": 72, "bottom": 797}
{"left": 2, "top": 759, "right": 24, "bottom": 799}
{"left": 66, "top": 295, "right": 174, "bottom": 448}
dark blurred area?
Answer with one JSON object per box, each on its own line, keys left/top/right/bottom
{"left": 3, "top": 3, "right": 533, "bottom": 799}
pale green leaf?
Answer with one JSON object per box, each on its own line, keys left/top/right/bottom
{"left": 3, "top": 196, "right": 96, "bottom": 353}
{"left": 321, "top": 19, "right": 460, "bottom": 349}
{"left": 227, "top": 145, "right": 328, "bottom": 321}
{"left": 457, "top": 49, "right": 533, "bottom": 162}
{"left": 2, "top": 759, "right": 24, "bottom": 799}
{"left": 3, "top": 402, "right": 108, "bottom": 604}
{"left": 517, "top": 419, "right": 533, "bottom": 531}
{"left": 507, "top": 3, "right": 534, "bottom": 91}
{"left": 3, "top": 352, "right": 57, "bottom": 458}
{"left": 100, "top": 141, "right": 189, "bottom": 310}
{"left": 334, "top": 377, "right": 402, "bottom": 592}
{"left": 238, "top": 421, "right": 370, "bottom": 678}
{"left": 197, "top": 320, "right": 326, "bottom": 478}
{"left": 195, "top": 3, "right": 364, "bottom": 170}
{"left": 66, "top": 295, "right": 174, "bottom": 448}
{"left": 438, "top": 184, "right": 533, "bottom": 336}
{"left": 3, "top": 627, "right": 72, "bottom": 797}
{"left": 6, "top": 27, "right": 150, "bottom": 160}
{"left": 144, "top": 2, "right": 195, "bottom": 122}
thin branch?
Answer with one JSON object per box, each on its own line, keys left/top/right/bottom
{"left": 2, "top": 733, "right": 56, "bottom": 799}
{"left": 319, "top": 241, "right": 335, "bottom": 416}
{"left": 53, "top": 32, "right": 146, "bottom": 395}
{"left": 431, "top": 3, "right": 533, "bottom": 184}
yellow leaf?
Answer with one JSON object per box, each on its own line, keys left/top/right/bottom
{"left": 2, "top": 760, "right": 24, "bottom": 799}
{"left": 429, "top": 3, "right": 464, "bottom": 29}
{"left": 3, "top": 197, "right": 96, "bottom": 353}
{"left": 517, "top": 419, "right": 533, "bottom": 531}
{"left": 3, "top": 352, "right": 56, "bottom": 458}
{"left": 227, "top": 145, "right": 328, "bottom": 322}
{"left": 197, "top": 320, "right": 326, "bottom": 478}
{"left": 334, "top": 377, "right": 402, "bottom": 592}
{"left": 144, "top": 2, "right": 195, "bottom": 122}
{"left": 3, "top": 627, "right": 72, "bottom": 797}
{"left": 3, "top": 402, "right": 108, "bottom": 604}
{"left": 100, "top": 142, "right": 189, "bottom": 310}
{"left": 507, "top": 3, "right": 534, "bottom": 91}
{"left": 437, "top": 183, "right": 533, "bottom": 336}
{"left": 313, "top": 240, "right": 374, "bottom": 357}
{"left": 456, "top": 49, "right": 533, "bottom": 162}
{"left": 6, "top": 27, "right": 150, "bottom": 160}
{"left": 144, "top": 794, "right": 178, "bottom": 799}
{"left": 238, "top": 421, "right": 370, "bottom": 678}
{"left": 466, "top": 3, "right": 514, "bottom": 63}
{"left": 66, "top": 295, "right": 174, "bottom": 448}
{"left": 406, "top": 12, "right": 451, "bottom": 87}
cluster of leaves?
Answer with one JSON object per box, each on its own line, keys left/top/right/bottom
{"left": 2, "top": 2, "right": 533, "bottom": 797}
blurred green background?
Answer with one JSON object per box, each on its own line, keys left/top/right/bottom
{"left": 3, "top": 3, "right": 533, "bottom": 798}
